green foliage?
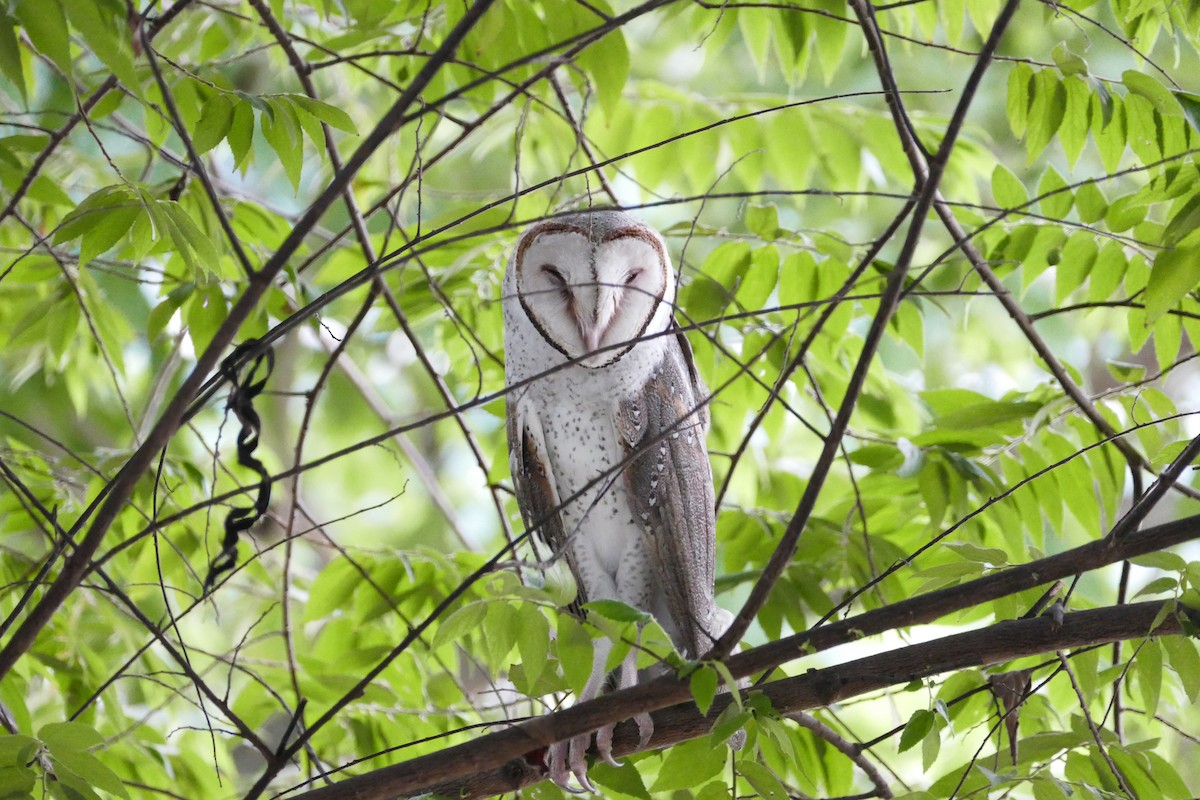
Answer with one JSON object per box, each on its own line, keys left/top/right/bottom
{"left": 1, "top": 0, "right": 1199, "bottom": 798}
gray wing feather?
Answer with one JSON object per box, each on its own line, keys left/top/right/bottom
{"left": 616, "top": 324, "right": 719, "bottom": 659}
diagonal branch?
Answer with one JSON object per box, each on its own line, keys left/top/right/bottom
{"left": 287, "top": 600, "right": 1196, "bottom": 799}
{"left": 713, "top": 0, "right": 1023, "bottom": 659}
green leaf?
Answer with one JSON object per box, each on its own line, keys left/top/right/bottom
{"left": 1136, "top": 638, "right": 1163, "bottom": 717}
{"left": 813, "top": 14, "right": 846, "bottom": 82}
{"left": 161, "top": 202, "right": 222, "bottom": 277}
{"left": 1123, "top": 70, "right": 1180, "bottom": 116}
{"left": 1037, "top": 166, "right": 1072, "bottom": 219}
{"left": 1142, "top": 751, "right": 1193, "bottom": 800}
{"left": 38, "top": 723, "right": 103, "bottom": 751}
{"left": 584, "top": 599, "right": 650, "bottom": 624}
{"left": 556, "top": 616, "right": 594, "bottom": 697}
{"left": 290, "top": 94, "right": 358, "bottom": 134}
{"left": 745, "top": 204, "right": 779, "bottom": 240}
{"left": 737, "top": 760, "right": 788, "bottom": 800}
{"left": 991, "top": 164, "right": 1027, "bottom": 209}
{"left": 651, "top": 737, "right": 724, "bottom": 791}
{"left": 1163, "top": 193, "right": 1200, "bottom": 247}
{"left": 576, "top": 6, "right": 627, "bottom": 117}
{"left": 944, "top": 541, "right": 1008, "bottom": 565}
{"left": 1051, "top": 43, "right": 1088, "bottom": 76}
{"left": 1056, "top": 232, "right": 1096, "bottom": 304}
{"left": 1026, "top": 69, "right": 1064, "bottom": 163}
{"left": 1131, "top": 552, "right": 1187, "bottom": 571}
{"left": 48, "top": 750, "right": 129, "bottom": 799}
{"left": 737, "top": 10, "right": 771, "bottom": 81}
{"left": 921, "top": 714, "right": 941, "bottom": 770}
{"left": 935, "top": 399, "right": 1041, "bottom": 430}
{"left": 1074, "top": 181, "right": 1108, "bottom": 223}
{"left": 919, "top": 460, "right": 948, "bottom": 528}
{"left": 30, "top": 175, "right": 74, "bottom": 207}
{"left": 483, "top": 601, "right": 519, "bottom": 666}
{"left": 431, "top": 601, "right": 486, "bottom": 651}
{"left": 14, "top": 0, "right": 71, "bottom": 77}
{"left": 1176, "top": 91, "right": 1200, "bottom": 134}
{"left": 1133, "top": 576, "right": 1178, "bottom": 598}
{"left": 0, "top": 734, "right": 39, "bottom": 764}
{"left": 1124, "top": 94, "right": 1161, "bottom": 164}
{"left": 185, "top": 284, "right": 227, "bottom": 353}
{"left": 1105, "top": 193, "right": 1149, "bottom": 232}
{"left": 1060, "top": 76, "right": 1091, "bottom": 167}
{"left": 1105, "top": 359, "right": 1145, "bottom": 383}
{"left": 48, "top": 754, "right": 104, "bottom": 800}
{"left": 55, "top": 186, "right": 138, "bottom": 244}
{"left": 683, "top": 241, "right": 752, "bottom": 321}
{"left": 1006, "top": 62, "right": 1033, "bottom": 138}
{"left": 590, "top": 761, "right": 651, "bottom": 800}
{"left": 80, "top": 204, "right": 143, "bottom": 265}
{"left": 261, "top": 97, "right": 304, "bottom": 191}
{"left": 59, "top": 0, "right": 138, "bottom": 91}
{"left": 1094, "top": 97, "right": 1126, "bottom": 173}
{"left": 737, "top": 245, "right": 778, "bottom": 311}
{"left": 1088, "top": 240, "right": 1125, "bottom": 302}
{"left": 147, "top": 284, "right": 191, "bottom": 342}
{"left": 228, "top": 98, "right": 255, "bottom": 168}
{"left": 1031, "top": 776, "right": 1070, "bottom": 800}
{"left": 194, "top": 94, "right": 235, "bottom": 154}
{"left": 0, "top": 9, "right": 26, "bottom": 103}
{"left": 1144, "top": 238, "right": 1200, "bottom": 323}
{"left": 690, "top": 665, "right": 719, "bottom": 716}
{"left": 0, "top": 764, "right": 36, "bottom": 796}
{"left": 899, "top": 709, "right": 934, "bottom": 752}
{"left": 516, "top": 606, "right": 550, "bottom": 686}
{"left": 710, "top": 703, "right": 751, "bottom": 746}
{"left": 1163, "top": 635, "right": 1200, "bottom": 702}
{"left": 694, "top": 782, "right": 734, "bottom": 800}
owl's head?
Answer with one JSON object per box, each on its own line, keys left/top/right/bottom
{"left": 513, "top": 210, "right": 675, "bottom": 369}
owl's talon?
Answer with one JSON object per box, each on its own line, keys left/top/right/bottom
{"left": 596, "top": 724, "right": 622, "bottom": 767}
{"left": 635, "top": 712, "right": 654, "bottom": 749}
{"left": 569, "top": 735, "right": 596, "bottom": 793}
{"left": 548, "top": 735, "right": 598, "bottom": 794}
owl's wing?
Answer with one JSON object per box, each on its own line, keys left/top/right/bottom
{"left": 507, "top": 394, "right": 583, "bottom": 609}
{"left": 616, "top": 321, "right": 719, "bottom": 659}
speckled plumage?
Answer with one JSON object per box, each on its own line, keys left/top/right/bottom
{"left": 503, "top": 210, "right": 729, "bottom": 791}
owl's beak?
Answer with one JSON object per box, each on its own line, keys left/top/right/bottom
{"left": 579, "top": 286, "right": 620, "bottom": 355}
{"left": 582, "top": 325, "right": 603, "bottom": 354}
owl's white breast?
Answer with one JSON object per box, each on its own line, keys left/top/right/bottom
{"left": 503, "top": 277, "right": 671, "bottom": 582}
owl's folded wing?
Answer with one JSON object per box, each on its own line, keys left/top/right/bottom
{"left": 507, "top": 397, "right": 583, "bottom": 608}
{"left": 616, "top": 322, "right": 719, "bottom": 659}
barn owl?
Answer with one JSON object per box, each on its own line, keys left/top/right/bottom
{"left": 503, "top": 210, "right": 732, "bottom": 791}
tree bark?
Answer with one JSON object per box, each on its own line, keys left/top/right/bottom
{"left": 288, "top": 598, "right": 1194, "bottom": 799}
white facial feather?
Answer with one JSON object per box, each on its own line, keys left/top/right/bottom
{"left": 515, "top": 225, "right": 673, "bottom": 368}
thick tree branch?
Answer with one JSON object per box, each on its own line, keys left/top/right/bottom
{"left": 287, "top": 601, "right": 1195, "bottom": 799}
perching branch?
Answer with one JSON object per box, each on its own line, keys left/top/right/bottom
{"left": 286, "top": 600, "right": 1196, "bottom": 799}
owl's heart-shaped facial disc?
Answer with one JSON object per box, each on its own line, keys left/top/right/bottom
{"left": 515, "top": 222, "right": 673, "bottom": 368}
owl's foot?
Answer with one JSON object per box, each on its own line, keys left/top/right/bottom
{"left": 596, "top": 724, "right": 620, "bottom": 767}
{"left": 595, "top": 709, "right": 653, "bottom": 768}
{"left": 548, "top": 735, "right": 596, "bottom": 794}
